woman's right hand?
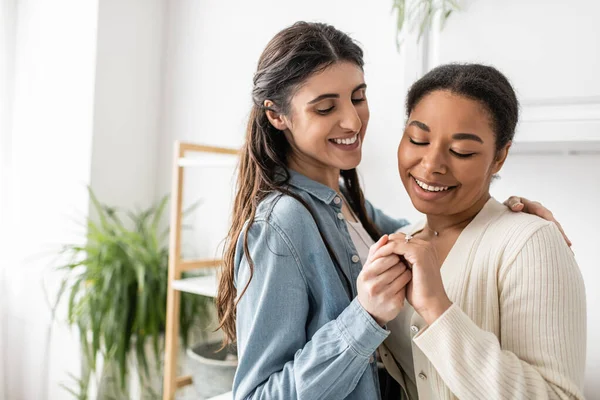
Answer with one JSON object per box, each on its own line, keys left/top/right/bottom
{"left": 357, "top": 235, "right": 412, "bottom": 326}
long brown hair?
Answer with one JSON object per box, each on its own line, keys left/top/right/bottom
{"left": 216, "top": 21, "right": 381, "bottom": 346}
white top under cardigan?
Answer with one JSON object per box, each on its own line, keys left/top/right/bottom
{"left": 345, "top": 217, "right": 374, "bottom": 266}
{"left": 380, "top": 198, "right": 587, "bottom": 400}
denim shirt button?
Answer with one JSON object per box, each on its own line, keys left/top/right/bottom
{"left": 351, "top": 255, "right": 360, "bottom": 263}
{"left": 337, "top": 212, "right": 344, "bottom": 220}
{"left": 333, "top": 196, "right": 341, "bottom": 205}
{"left": 369, "top": 355, "right": 375, "bottom": 363}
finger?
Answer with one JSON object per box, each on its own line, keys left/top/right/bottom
{"left": 553, "top": 219, "right": 573, "bottom": 247}
{"left": 396, "top": 287, "right": 406, "bottom": 300}
{"left": 383, "top": 237, "right": 426, "bottom": 257}
{"left": 371, "top": 264, "right": 411, "bottom": 298}
{"left": 388, "top": 232, "right": 406, "bottom": 242}
{"left": 388, "top": 269, "right": 413, "bottom": 295}
{"left": 517, "top": 200, "right": 571, "bottom": 245}
{"left": 503, "top": 195, "right": 524, "bottom": 211}
{"left": 373, "top": 262, "right": 408, "bottom": 286}
{"left": 370, "top": 240, "right": 406, "bottom": 262}
{"left": 525, "top": 201, "right": 554, "bottom": 221}
{"left": 516, "top": 198, "right": 545, "bottom": 216}
{"left": 393, "top": 287, "right": 406, "bottom": 308}
{"left": 362, "top": 254, "right": 402, "bottom": 279}
{"left": 511, "top": 202, "right": 525, "bottom": 212}
{"left": 366, "top": 234, "right": 389, "bottom": 263}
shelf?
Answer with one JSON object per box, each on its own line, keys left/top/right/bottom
{"left": 512, "top": 98, "right": 600, "bottom": 154}
{"left": 172, "top": 275, "right": 218, "bottom": 298}
{"left": 178, "top": 155, "right": 238, "bottom": 167}
{"left": 510, "top": 140, "right": 600, "bottom": 155}
{"left": 207, "top": 392, "right": 232, "bottom": 400}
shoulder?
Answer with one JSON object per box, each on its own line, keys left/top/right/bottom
{"left": 256, "top": 191, "right": 318, "bottom": 229}
{"left": 482, "top": 204, "right": 572, "bottom": 272}
{"left": 485, "top": 205, "right": 555, "bottom": 253}
{"left": 250, "top": 191, "right": 323, "bottom": 249}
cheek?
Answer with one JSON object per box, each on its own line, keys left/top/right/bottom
{"left": 454, "top": 158, "right": 495, "bottom": 189}
{"left": 358, "top": 104, "right": 370, "bottom": 127}
{"left": 293, "top": 115, "right": 330, "bottom": 145}
{"left": 397, "top": 140, "right": 415, "bottom": 172}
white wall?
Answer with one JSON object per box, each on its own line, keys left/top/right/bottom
{"left": 0, "top": 1, "right": 18, "bottom": 397}
{"left": 90, "top": 0, "right": 166, "bottom": 211}
{"left": 2, "top": 0, "right": 168, "bottom": 398}
{"left": 3, "top": 1, "right": 99, "bottom": 399}
{"left": 160, "top": 0, "right": 600, "bottom": 397}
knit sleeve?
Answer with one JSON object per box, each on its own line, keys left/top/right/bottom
{"left": 413, "top": 222, "right": 587, "bottom": 399}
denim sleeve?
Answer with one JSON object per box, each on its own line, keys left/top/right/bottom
{"left": 233, "top": 219, "right": 390, "bottom": 400}
{"left": 364, "top": 199, "right": 410, "bottom": 235}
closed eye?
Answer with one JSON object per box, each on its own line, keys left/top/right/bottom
{"left": 316, "top": 106, "right": 335, "bottom": 115}
{"left": 409, "top": 138, "right": 429, "bottom": 146}
{"left": 450, "top": 149, "right": 476, "bottom": 158}
{"left": 317, "top": 98, "right": 365, "bottom": 115}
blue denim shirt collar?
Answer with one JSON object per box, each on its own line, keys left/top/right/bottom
{"left": 287, "top": 169, "right": 339, "bottom": 206}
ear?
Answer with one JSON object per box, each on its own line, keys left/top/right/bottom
{"left": 264, "top": 100, "right": 288, "bottom": 131}
{"left": 492, "top": 141, "right": 512, "bottom": 174}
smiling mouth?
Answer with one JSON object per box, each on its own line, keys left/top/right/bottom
{"left": 411, "top": 175, "right": 457, "bottom": 192}
{"left": 329, "top": 133, "right": 358, "bottom": 145}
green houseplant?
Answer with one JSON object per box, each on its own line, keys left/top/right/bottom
{"left": 391, "top": 0, "right": 460, "bottom": 49}
{"left": 55, "top": 189, "right": 211, "bottom": 398}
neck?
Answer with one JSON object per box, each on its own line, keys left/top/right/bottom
{"left": 426, "top": 193, "right": 491, "bottom": 236}
{"left": 287, "top": 156, "right": 340, "bottom": 192}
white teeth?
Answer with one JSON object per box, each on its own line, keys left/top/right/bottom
{"left": 332, "top": 134, "right": 358, "bottom": 145}
{"left": 414, "top": 177, "right": 449, "bottom": 192}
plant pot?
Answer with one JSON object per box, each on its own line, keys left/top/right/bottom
{"left": 94, "top": 338, "right": 164, "bottom": 400}
{"left": 186, "top": 341, "right": 237, "bottom": 399}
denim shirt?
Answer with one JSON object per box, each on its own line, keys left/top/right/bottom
{"left": 233, "top": 170, "right": 409, "bottom": 400}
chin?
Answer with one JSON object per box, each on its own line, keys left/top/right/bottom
{"left": 410, "top": 198, "right": 434, "bottom": 213}
{"left": 337, "top": 156, "right": 362, "bottom": 171}
{"left": 408, "top": 192, "right": 451, "bottom": 216}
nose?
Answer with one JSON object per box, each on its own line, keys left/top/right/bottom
{"left": 421, "top": 144, "right": 447, "bottom": 175}
{"left": 339, "top": 101, "right": 362, "bottom": 133}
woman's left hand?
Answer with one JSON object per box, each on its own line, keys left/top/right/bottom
{"left": 503, "top": 196, "right": 572, "bottom": 246}
{"left": 382, "top": 233, "right": 452, "bottom": 325}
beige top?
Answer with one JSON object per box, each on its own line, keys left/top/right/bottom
{"left": 381, "top": 198, "right": 587, "bottom": 400}
{"left": 345, "top": 218, "right": 374, "bottom": 266}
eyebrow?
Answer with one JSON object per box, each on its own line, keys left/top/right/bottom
{"left": 408, "top": 120, "right": 430, "bottom": 132}
{"left": 408, "top": 120, "right": 484, "bottom": 143}
{"left": 452, "top": 133, "right": 484, "bottom": 143}
{"left": 307, "top": 83, "right": 367, "bottom": 104}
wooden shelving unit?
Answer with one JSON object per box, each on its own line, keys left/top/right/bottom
{"left": 162, "top": 141, "right": 239, "bottom": 400}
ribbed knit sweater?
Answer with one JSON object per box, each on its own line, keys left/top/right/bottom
{"left": 381, "top": 198, "right": 587, "bottom": 400}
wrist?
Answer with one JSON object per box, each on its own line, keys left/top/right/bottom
{"left": 357, "top": 298, "right": 387, "bottom": 327}
{"left": 419, "top": 296, "right": 452, "bottom": 325}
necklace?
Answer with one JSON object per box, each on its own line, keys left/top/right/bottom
{"left": 425, "top": 226, "right": 439, "bottom": 237}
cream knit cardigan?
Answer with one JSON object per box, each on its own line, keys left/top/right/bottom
{"left": 381, "top": 198, "right": 587, "bottom": 400}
